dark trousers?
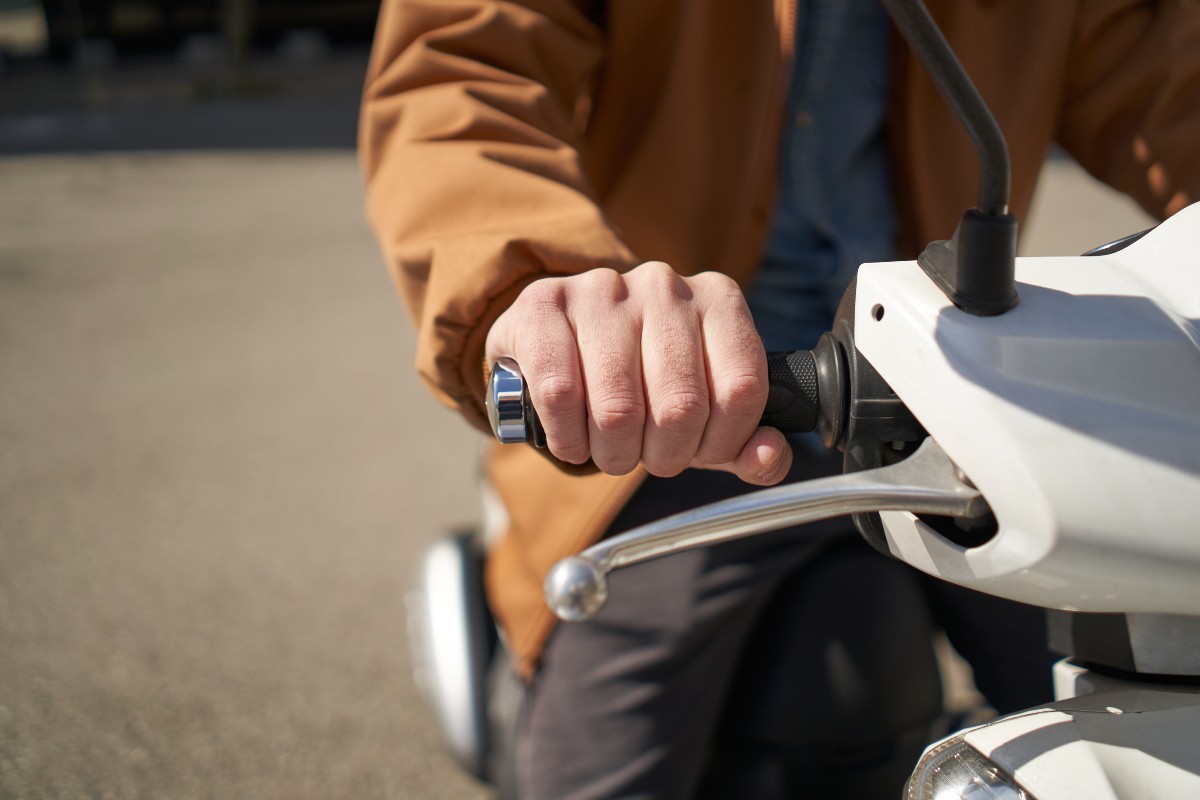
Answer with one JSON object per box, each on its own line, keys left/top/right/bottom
{"left": 517, "top": 451, "right": 1056, "bottom": 800}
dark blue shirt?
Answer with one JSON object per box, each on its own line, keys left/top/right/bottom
{"left": 746, "top": 0, "right": 896, "bottom": 351}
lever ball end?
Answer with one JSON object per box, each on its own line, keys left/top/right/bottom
{"left": 544, "top": 556, "right": 608, "bottom": 622}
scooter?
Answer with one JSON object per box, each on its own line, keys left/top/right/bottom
{"left": 407, "top": 0, "right": 1200, "bottom": 796}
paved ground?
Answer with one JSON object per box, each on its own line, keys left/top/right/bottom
{"left": 0, "top": 50, "right": 1156, "bottom": 800}
{"left": 0, "top": 152, "right": 488, "bottom": 799}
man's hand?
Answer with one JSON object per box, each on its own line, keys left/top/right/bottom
{"left": 485, "top": 262, "right": 793, "bottom": 485}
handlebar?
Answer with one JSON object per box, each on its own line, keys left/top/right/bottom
{"left": 486, "top": 334, "right": 846, "bottom": 447}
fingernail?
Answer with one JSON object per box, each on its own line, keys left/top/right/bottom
{"left": 753, "top": 442, "right": 787, "bottom": 484}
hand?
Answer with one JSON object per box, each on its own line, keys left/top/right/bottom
{"left": 485, "top": 262, "right": 793, "bottom": 485}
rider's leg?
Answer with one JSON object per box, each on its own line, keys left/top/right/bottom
{"left": 515, "top": 452, "right": 944, "bottom": 800}
{"left": 520, "top": 486, "right": 836, "bottom": 797}
{"left": 697, "top": 538, "right": 944, "bottom": 800}
{"left": 923, "top": 578, "right": 1057, "bottom": 714}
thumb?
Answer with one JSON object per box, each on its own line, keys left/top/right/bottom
{"left": 721, "top": 426, "right": 793, "bottom": 486}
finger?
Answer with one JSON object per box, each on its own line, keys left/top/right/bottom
{"left": 637, "top": 267, "right": 708, "bottom": 477}
{"left": 690, "top": 273, "right": 769, "bottom": 468}
{"left": 576, "top": 270, "right": 645, "bottom": 475}
{"left": 486, "top": 280, "right": 590, "bottom": 464}
{"left": 720, "top": 426, "right": 793, "bottom": 486}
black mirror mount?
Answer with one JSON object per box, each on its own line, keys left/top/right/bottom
{"left": 919, "top": 209, "right": 1018, "bottom": 316}
{"left": 881, "top": 0, "right": 1019, "bottom": 316}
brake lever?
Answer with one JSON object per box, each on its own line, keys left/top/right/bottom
{"left": 544, "top": 437, "right": 987, "bottom": 622}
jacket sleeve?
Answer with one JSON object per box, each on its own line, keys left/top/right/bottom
{"left": 1057, "top": 0, "right": 1200, "bottom": 220}
{"left": 360, "top": 0, "right": 640, "bottom": 433}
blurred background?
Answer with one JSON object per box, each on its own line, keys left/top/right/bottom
{"left": 0, "top": 3, "right": 1155, "bottom": 798}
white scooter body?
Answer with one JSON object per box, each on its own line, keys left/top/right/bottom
{"left": 904, "top": 664, "right": 1200, "bottom": 799}
{"left": 858, "top": 202, "right": 1200, "bottom": 618}
{"left": 858, "top": 202, "right": 1200, "bottom": 798}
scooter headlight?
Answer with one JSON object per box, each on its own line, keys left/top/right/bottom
{"left": 905, "top": 735, "right": 1035, "bottom": 799}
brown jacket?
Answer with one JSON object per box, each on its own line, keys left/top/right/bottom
{"left": 361, "top": 0, "right": 1200, "bottom": 678}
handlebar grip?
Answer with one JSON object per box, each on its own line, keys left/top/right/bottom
{"left": 487, "top": 345, "right": 833, "bottom": 448}
{"left": 761, "top": 350, "right": 821, "bottom": 433}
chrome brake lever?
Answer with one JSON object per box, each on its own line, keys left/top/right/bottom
{"left": 544, "top": 437, "right": 987, "bottom": 622}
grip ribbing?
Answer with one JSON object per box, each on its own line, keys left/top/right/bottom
{"left": 761, "top": 350, "right": 821, "bottom": 433}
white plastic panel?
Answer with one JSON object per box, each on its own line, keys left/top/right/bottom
{"left": 855, "top": 202, "right": 1200, "bottom": 615}
{"left": 962, "top": 683, "right": 1200, "bottom": 799}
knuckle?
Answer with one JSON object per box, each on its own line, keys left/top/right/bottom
{"left": 651, "top": 389, "right": 709, "bottom": 431}
{"left": 712, "top": 370, "right": 765, "bottom": 418}
{"left": 579, "top": 267, "right": 624, "bottom": 299}
{"left": 691, "top": 270, "right": 740, "bottom": 296}
{"left": 631, "top": 261, "right": 683, "bottom": 294}
{"left": 519, "top": 277, "right": 566, "bottom": 313}
{"left": 533, "top": 373, "right": 583, "bottom": 417}
{"left": 633, "top": 260, "right": 673, "bottom": 277}
{"left": 694, "top": 273, "right": 751, "bottom": 317}
{"left": 590, "top": 394, "right": 645, "bottom": 435}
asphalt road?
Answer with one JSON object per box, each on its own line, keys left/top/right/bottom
{"left": 0, "top": 152, "right": 488, "bottom": 799}
{"left": 0, "top": 136, "right": 1153, "bottom": 797}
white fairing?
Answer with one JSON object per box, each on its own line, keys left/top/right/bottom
{"left": 856, "top": 202, "right": 1200, "bottom": 615}
{"left": 957, "top": 672, "right": 1200, "bottom": 799}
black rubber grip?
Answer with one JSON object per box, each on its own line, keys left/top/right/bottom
{"left": 761, "top": 350, "right": 821, "bottom": 433}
